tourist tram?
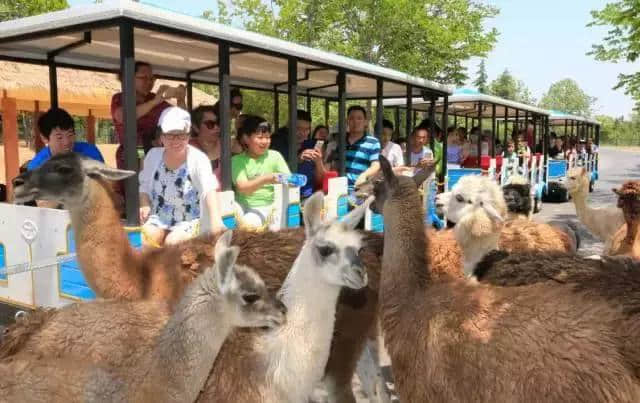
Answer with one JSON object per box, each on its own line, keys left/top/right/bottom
{"left": 0, "top": 1, "right": 451, "bottom": 311}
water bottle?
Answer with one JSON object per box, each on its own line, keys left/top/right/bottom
{"left": 276, "top": 173, "right": 307, "bottom": 187}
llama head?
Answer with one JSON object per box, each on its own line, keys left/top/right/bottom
{"left": 208, "top": 230, "right": 287, "bottom": 329}
{"left": 301, "top": 192, "right": 369, "bottom": 290}
{"left": 447, "top": 175, "right": 507, "bottom": 235}
{"left": 566, "top": 166, "right": 590, "bottom": 195}
{"left": 12, "top": 152, "right": 134, "bottom": 207}
{"left": 369, "top": 155, "right": 434, "bottom": 215}
{"left": 613, "top": 181, "right": 640, "bottom": 223}
{"left": 502, "top": 182, "right": 532, "bottom": 217}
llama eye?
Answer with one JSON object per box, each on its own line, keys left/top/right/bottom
{"left": 455, "top": 194, "right": 464, "bottom": 203}
{"left": 242, "top": 294, "right": 260, "bottom": 304}
{"left": 317, "top": 245, "right": 334, "bottom": 258}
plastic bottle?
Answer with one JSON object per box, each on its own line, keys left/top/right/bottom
{"left": 276, "top": 173, "right": 307, "bottom": 187}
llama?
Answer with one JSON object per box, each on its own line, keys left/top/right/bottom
{"left": 11, "top": 153, "right": 380, "bottom": 403}
{"left": 372, "top": 154, "right": 640, "bottom": 402}
{"left": 608, "top": 181, "right": 640, "bottom": 258}
{"left": 0, "top": 232, "right": 287, "bottom": 403}
{"left": 567, "top": 166, "right": 624, "bottom": 251}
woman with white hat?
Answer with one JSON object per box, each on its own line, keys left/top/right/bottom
{"left": 139, "top": 106, "right": 224, "bottom": 246}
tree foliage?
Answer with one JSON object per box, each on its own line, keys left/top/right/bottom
{"left": 0, "top": 0, "right": 68, "bottom": 21}
{"left": 487, "top": 69, "right": 536, "bottom": 105}
{"left": 596, "top": 112, "right": 640, "bottom": 145}
{"left": 539, "top": 79, "right": 596, "bottom": 117}
{"left": 474, "top": 59, "right": 489, "bottom": 93}
{"left": 588, "top": 1, "right": 640, "bottom": 108}
{"left": 212, "top": 0, "right": 499, "bottom": 85}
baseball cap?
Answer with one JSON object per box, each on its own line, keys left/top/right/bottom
{"left": 158, "top": 106, "right": 191, "bottom": 133}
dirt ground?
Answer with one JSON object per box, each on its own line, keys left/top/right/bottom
{"left": 0, "top": 143, "right": 119, "bottom": 184}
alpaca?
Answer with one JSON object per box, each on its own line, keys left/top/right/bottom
{"left": 372, "top": 154, "right": 640, "bottom": 402}
{"left": 608, "top": 181, "right": 640, "bottom": 258}
{"left": 567, "top": 166, "right": 624, "bottom": 251}
{"left": 502, "top": 180, "right": 532, "bottom": 220}
{"left": 11, "top": 153, "right": 379, "bottom": 403}
{"left": 3, "top": 192, "right": 370, "bottom": 403}
{"left": 0, "top": 232, "right": 287, "bottom": 403}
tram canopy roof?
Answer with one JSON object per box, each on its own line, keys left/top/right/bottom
{"left": 0, "top": 0, "right": 452, "bottom": 100}
{"left": 384, "top": 88, "right": 550, "bottom": 118}
{"left": 548, "top": 110, "right": 599, "bottom": 126}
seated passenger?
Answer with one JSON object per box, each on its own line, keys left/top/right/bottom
{"left": 190, "top": 104, "right": 222, "bottom": 183}
{"left": 380, "top": 119, "right": 404, "bottom": 168}
{"left": 271, "top": 110, "right": 325, "bottom": 199}
{"left": 27, "top": 108, "right": 104, "bottom": 208}
{"left": 232, "top": 115, "right": 290, "bottom": 227}
{"left": 139, "top": 107, "right": 224, "bottom": 246}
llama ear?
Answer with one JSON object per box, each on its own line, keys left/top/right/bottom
{"left": 481, "top": 200, "right": 504, "bottom": 223}
{"left": 304, "top": 191, "right": 325, "bottom": 238}
{"left": 412, "top": 166, "right": 435, "bottom": 188}
{"left": 82, "top": 159, "right": 135, "bottom": 181}
{"left": 215, "top": 245, "right": 240, "bottom": 293}
{"left": 342, "top": 196, "right": 373, "bottom": 230}
{"left": 214, "top": 230, "right": 234, "bottom": 260}
{"left": 378, "top": 155, "right": 398, "bottom": 188}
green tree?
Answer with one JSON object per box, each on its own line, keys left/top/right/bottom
{"left": 213, "top": 0, "right": 499, "bottom": 85}
{"left": 0, "top": 0, "right": 68, "bottom": 21}
{"left": 539, "top": 79, "right": 596, "bottom": 117}
{"left": 588, "top": 1, "right": 640, "bottom": 108}
{"left": 488, "top": 69, "right": 518, "bottom": 99}
{"left": 474, "top": 59, "right": 489, "bottom": 93}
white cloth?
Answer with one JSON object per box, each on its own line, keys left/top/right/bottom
{"left": 381, "top": 141, "right": 404, "bottom": 167}
{"left": 139, "top": 145, "right": 219, "bottom": 208}
{"left": 410, "top": 146, "right": 434, "bottom": 166}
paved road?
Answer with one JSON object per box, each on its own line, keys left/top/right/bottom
{"left": 533, "top": 146, "right": 640, "bottom": 256}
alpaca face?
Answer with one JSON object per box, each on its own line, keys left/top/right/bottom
{"left": 566, "top": 167, "right": 589, "bottom": 195}
{"left": 446, "top": 176, "right": 506, "bottom": 225}
{"left": 502, "top": 183, "right": 532, "bottom": 216}
{"left": 303, "top": 192, "right": 369, "bottom": 290}
{"left": 213, "top": 233, "right": 287, "bottom": 329}
{"left": 12, "top": 153, "right": 134, "bottom": 206}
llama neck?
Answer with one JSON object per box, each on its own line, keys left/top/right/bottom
{"left": 381, "top": 193, "right": 430, "bottom": 304}
{"left": 571, "top": 188, "right": 591, "bottom": 219}
{"left": 138, "top": 275, "right": 229, "bottom": 403}
{"left": 69, "top": 179, "right": 138, "bottom": 299}
{"left": 457, "top": 230, "right": 500, "bottom": 277}
{"left": 265, "top": 246, "right": 342, "bottom": 401}
{"left": 622, "top": 210, "right": 640, "bottom": 249}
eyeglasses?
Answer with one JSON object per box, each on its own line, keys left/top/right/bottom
{"left": 162, "top": 132, "right": 189, "bottom": 140}
{"left": 202, "top": 120, "right": 219, "bottom": 130}
{"left": 232, "top": 102, "right": 243, "bottom": 111}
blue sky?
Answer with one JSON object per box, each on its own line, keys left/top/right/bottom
{"left": 69, "top": 0, "right": 636, "bottom": 118}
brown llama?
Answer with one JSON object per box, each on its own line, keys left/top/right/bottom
{"left": 608, "top": 181, "right": 640, "bottom": 258}
{"left": 372, "top": 155, "right": 640, "bottom": 402}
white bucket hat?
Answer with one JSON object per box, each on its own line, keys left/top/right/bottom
{"left": 158, "top": 106, "right": 191, "bottom": 133}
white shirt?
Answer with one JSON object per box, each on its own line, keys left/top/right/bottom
{"left": 139, "top": 145, "right": 219, "bottom": 205}
{"left": 381, "top": 141, "right": 404, "bottom": 167}
{"left": 410, "top": 146, "right": 434, "bottom": 166}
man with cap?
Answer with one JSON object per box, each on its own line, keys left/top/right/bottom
{"left": 138, "top": 106, "right": 225, "bottom": 246}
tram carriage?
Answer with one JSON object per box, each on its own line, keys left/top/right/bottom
{"left": 0, "top": 0, "right": 451, "bottom": 310}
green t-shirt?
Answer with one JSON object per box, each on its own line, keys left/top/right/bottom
{"left": 231, "top": 150, "right": 291, "bottom": 208}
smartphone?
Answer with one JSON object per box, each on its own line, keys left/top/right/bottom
{"left": 314, "top": 140, "right": 325, "bottom": 151}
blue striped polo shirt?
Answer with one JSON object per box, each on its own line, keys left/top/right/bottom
{"left": 346, "top": 134, "right": 380, "bottom": 192}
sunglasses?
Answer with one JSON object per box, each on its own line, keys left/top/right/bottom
{"left": 257, "top": 122, "right": 272, "bottom": 134}
{"left": 202, "top": 120, "right": 219, "bottom": 130}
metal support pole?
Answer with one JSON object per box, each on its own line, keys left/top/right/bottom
{"left": 428, "top": 98, "right": 436, "bottom": 150}
{"left": 465, "top": 116, "right": 469, "bottom": 129}
{"left": 337, "top": 72, "right": 347, "bottom": 176}
{"left": 306, "top": 91, "right": 311, "bottom": 115}
{"left": 186, "top": 76, "right": 193, "bottom": 112}
{"left": 454, "top": 114, "right": 457, "bottom": 127}
{"left": 504, "top": 106, "right": 509, "bottom": 144}
{"left": 405, "top": 86, "right": 413, "bottom": 165}
{"left": 477, "top": 102, "right": 482, "bottom": 159}
{"left": 324, "top": 98, "right": 329, "bottom": 127}
{"left": 543, "top": 116, "right": 549, "bottom": 167}
{"left": 288, "top": 58, "right": 298, "bottom": 171}
{"left": 273, "top": 89, "right": 280, "bottom": 131}
{"left": 119, "top": 21, "right": 139, "bottom": 225}
{"left": 48, "top": 62, "right": 58, "bottom": 109}
{"left": 491, "top": 104, "right": 496, "bottom": 157}
{"left": 440, "top": 96, "right": 449, "bottom": 192}
{"left": 375, "top": 79, "right": 383, "bottom": 139}
{"left": 394, "top": 107, "right": 400, "bottom": 140}
{"left": 532, "top": 116, "right": 537, "bottom": 153}
{"left": 218, "top": 42, "right": 232, "bottom": 191}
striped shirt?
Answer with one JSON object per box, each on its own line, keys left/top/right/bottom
{"left": 346, "top": 134, "right": 380, "bottom": 191}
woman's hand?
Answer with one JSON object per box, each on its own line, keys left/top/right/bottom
{"left": 155, "top": 85, "right": 170, "bottom": 102}
{"left": 139, "top": 205, "right": 151, "bottom": 224}
{"left": 300, "top": 149, "right": 322, "bottom": 162}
